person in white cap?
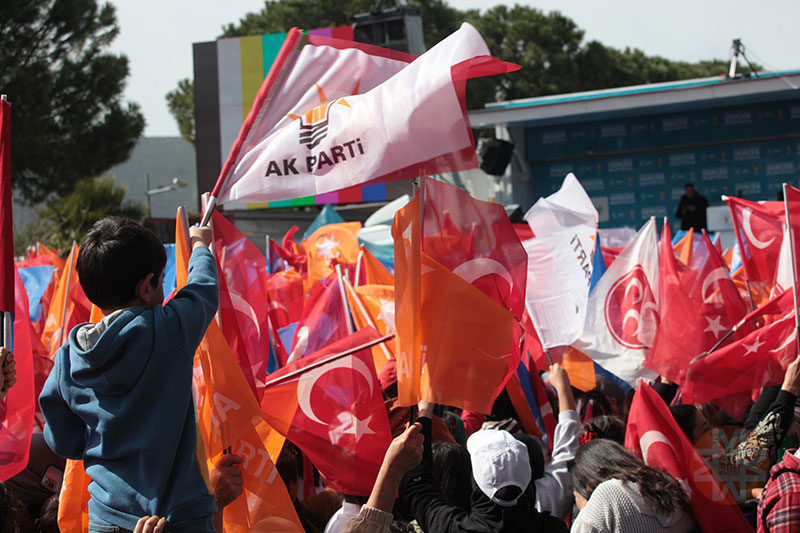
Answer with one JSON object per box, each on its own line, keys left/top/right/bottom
{"left": 401, "top": 402, "right": 567, "bottom": 533}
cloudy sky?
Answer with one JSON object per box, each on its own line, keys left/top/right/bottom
{"left": 109, "top": 0, "right": 800, "bottom": 137}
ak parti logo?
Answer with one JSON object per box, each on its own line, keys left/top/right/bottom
{"left": 265, "top": 81, "right": 367, "bottom": 177}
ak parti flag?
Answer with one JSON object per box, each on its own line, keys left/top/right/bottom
{"left": 303, "top": 221, "right": 361, "bottom": 291}
{"left": 260, "top": 328, "right": 392, "bottom": 496}
{"left": 672, "top": 227, "right": 694, "bottom": 266}
{"left": 0, "top": 269, "right": 35, "bottom": 481}
{"left": 57, "top": 459, "right": 91, "bottom": 533}
{"left": 345, "top": 282, "right": 395, "bottom": 373}
{"left": 41, "top": 243, "right": 91, "bottom": 358}
{"left": 0, "top": 98, "right": 13, "bottom": 312}
{"left": 212, "top": 211, "right": 271, "bottom": 399}
{"left": 393, "top": 184, "right": 519, "bottom": 413}
{"left": 724, "top": 195, "right": 784, "bottom": 284}
{"left": 626, "top": 382, "right": 752, "bottom": 532}
{"left": 358, "top": 245, "right": 394, "bottom": 286}
{"left": 209, "top": 23, "right": 518, "bottom": 206}
{"left": 175, "top": 211, "right": 303, "bottom": 532}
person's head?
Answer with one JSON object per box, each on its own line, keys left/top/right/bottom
{"left": 669, "top": 404, "right": 712, "bottom": 444}
{"left": 581, "top": 415, "right": 626, "bottom": 445}
{"left": 77, "top": 217, "right": 167, "bottom": 312}
{"left": 432, "top": 442, "right": 473, "bottom": 510}
{"left": 276, "top": 442, "right": 301, "bottom": 502}
{"left": 467, "top": 429, "right": 531, "bottom": 507}
{"left": 570, "top": 439, "right": 689, "bottom": 515}
{"left": 578, "top": 389, "right": 614, "bottom": 420}
{"left": 442, "top": 411, "right": 467, "bottom": 446}
{"left": 513, "top": 432, "right": 546, "bottom": 479}
{"left": 37, "top": 494, "right": 60, "bottom": 533}
{"left": 684, "top": 183, "right": 696, "bottom": 198}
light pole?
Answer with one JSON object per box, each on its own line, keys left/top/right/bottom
{"left": 144, "top": 174, "right": 188, "bottom": 218}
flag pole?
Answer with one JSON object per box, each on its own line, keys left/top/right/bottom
{"left": 354, "top": 246, "right": 365, "bottom": 288}
{"left": 262, "top": 333, "right": 395, "bottom": 389}
{"left": 782, "top": 182, "right": 800, "bottom": 354}
{"left": 342, "top": 276, "right": 393, "bottom": 362}
{"left": 335, "top": 263, "right": 355, "bottom": 334}
{"left": 59, "top": 242, "right": 77, "bottom": 347}
{"left": 265, "top": 235, "right": 272, "bottom": 273}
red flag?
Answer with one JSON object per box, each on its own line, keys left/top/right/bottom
{"left": 260, "top": 328, "right": 392, "bottom": 496}
{"left": 423, "top": 179, "right": 527, "bottom": 320}
{"left": 0, "top": 99, "right": 12, "bottom": 312}
{"left": 289, "top": 274, "right": 351, "bottom": 362}
{"left": 683, "top": 310, "right": 796, "bottom": 406}
{"left": 212, "top": 211, "right": 271, "bottom": 399}
{"left": 724, "top": 196, "right": 784, "bottom": 284}
{"left": 0, "top": 269, "right": 35, "bottom": 480}
{"left": 626, "top": 382, "right": 752, "bottom": 532}
{"left": 266, "top": 269, "right": 304, "bottom": 331}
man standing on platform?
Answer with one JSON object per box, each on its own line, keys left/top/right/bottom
{"left": 675, "top": 183, "right": 709, "bottom": 231}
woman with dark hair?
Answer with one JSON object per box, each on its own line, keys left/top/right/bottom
{"left": 570, "top": 439, "right": 695, "bottom": 532}
{"left": 431, "top": 442, "right": 472, "bottom": 511}
{"left": 580, "top": 416, "right": 626, "bottom": 445}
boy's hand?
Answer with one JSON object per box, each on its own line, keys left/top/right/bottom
{"left": 189, "top": 225, "right": 213, "bottom": 250}
{"left": 133, "top": 516, "right": 166, "bottom": 533}
{"left": 548, "top": 363, "right": 570, "bottom": 392}
{"left": 0, "top": 348, "right": 16, "bottom": 400}
{"left": 211, "top": 453, "right": 244, "bottom": 508}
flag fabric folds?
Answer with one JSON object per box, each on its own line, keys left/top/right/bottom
{"left": 260, "top": 328, "right": 392, "bottom": 496}
{"left": 572, "top": 218, "right": 659, "bottom": 386}
{"left": 0, "top": 98, "right": 13, "bottom": 313}
{"left": 626, "top": 382, "right": 752, "bottom": 532}
{"left": 41, "top": 243, "right": 91, "bottom": 358}
{"left": 523, "top": 173, "right": 598, "bottom": 348}
{"left": 212, "top": 23, "right": 518, "bottom": 206}
{"left": 304, "top": 221, "right": 361, "bottom": 291}
{"left": 393, "top": 180, "right": 522, "bottom": 413}
{"left": 724, "top": 196, "right": 784, "bottom": 284}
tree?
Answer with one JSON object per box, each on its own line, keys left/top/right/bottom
{"left": 167, "top": 0, "right": 747, "bottom": 139}
{"left": 166, "top": 78, "right": 195, "bottom": 145}
{"left": 0, "top": 0, "right": 145, "bottom": 204}
{"left": 15, "top": 176, "right": 145, "bottom": 253}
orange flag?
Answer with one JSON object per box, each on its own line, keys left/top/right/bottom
{"left": 303, "top": 222, "right": 361, "bottom": 292}
{"left": 393, "top": 192, "right": 516, "bottom": 412}
{"left": 673, "top": 227, "right": 694, "bottom": 265}
{"left": 359, "top": 245, "right": 394, "bottom": 286}
{"left": 41, "top": 243, "right": 90, "bottom": 357}
{"left": 344, "top": 282, "right": 395, "bottom": 373}
{"left": 175, "top": 211, "right": 302, "bottom": 532}
{"left": 561, "top": 347, "right": 597, "bottom": 392}
{"left": 57, "top": 459, "right": 91, "bottom": 532}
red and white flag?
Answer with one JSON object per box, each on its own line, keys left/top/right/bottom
{"left": 724, "top": 196, "right": 783, "bottom": 284}
{"left": 626, "top": 382, "right": 752, "bottom": 532}
{"left": 0, "top": 98, "right": 13, "bottom": 313}
{"left": 210, "top": 24, "right": 518, "bottom": 206}
{"left": 572, "top": 218, "right": 659, "bottom": 386}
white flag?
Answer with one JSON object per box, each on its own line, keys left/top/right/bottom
{"left": 212, "top": 23, "right": 516, "bottom": 205}
{"left": 523, "top": 173, "right": 598, "bottom": 348}
{"left": 572, "top": 218, "right": 660, "bottom": 386}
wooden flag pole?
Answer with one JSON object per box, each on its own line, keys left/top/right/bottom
{"left": 782, "top": 182, "right": 800, "bottom": 354}
{"left": 265, "top": 235, "right": 272, "bottom": 273}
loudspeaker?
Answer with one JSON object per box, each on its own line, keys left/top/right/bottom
{"left": 352, "top": 6, "right": 425, "bottom": 55}
{"left": 478, "top": 138, "right": 514, "bottom": 176}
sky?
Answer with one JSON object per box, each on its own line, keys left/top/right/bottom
{"left": 110, "top": 0, "right": 800, "bottom": 137}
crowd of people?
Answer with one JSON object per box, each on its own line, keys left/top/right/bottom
{"left": 2, "top": 215, "right": 800, "bottom": 533}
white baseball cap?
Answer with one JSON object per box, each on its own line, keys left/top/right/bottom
{"left": 466, "top": 429, "right": 532, "bottom": 507}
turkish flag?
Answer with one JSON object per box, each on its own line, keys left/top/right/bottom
{"left": 289, "top": 274, "right": 351, "bottom": 363}
{"left": 684, "top": 309, "right": 796, "bottom": 407}
{"left": 626, "top": 382, "right": 752, "bottom": 532}
{"left": 725, "top": 196, "right": 784, "bottom": 284}
{"left": 212, "top": 211, "right": 271, "bottom": 400}
{"left": 0, "top": 99, "right": 13, "bottom": 313}
{"left": 266, "top": 269, "right": 304, "bottom": 331}
{"left": 393, "top": 188, "right": 519, "bottom": 413}
{"left": 260, "top": 328, "right": 392, "bottom": 496}
{"left": 422, "top": 179, "right": 527, "bottom": 320}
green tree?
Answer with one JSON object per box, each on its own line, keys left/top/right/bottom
{"left": 15, "top": 175, "right": 145, "bottom": 253}
{"left": 166, "top": 78, "right": 195, "bottom": 145}
{"left": 1, "top": 0, "right": 145, "bottom": 204}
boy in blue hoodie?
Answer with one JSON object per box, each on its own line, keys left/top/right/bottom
{"left": 40, "top": 217, "right": 219, "bottom": 532}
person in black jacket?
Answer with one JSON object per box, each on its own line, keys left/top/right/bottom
{"left": 401, "top": 402, "right": 567, "bottom": 533}
{"left": 675, "top": 183, "right": 709, "bottom": 231}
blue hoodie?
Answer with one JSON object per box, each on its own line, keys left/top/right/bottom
{"left": 40, "top": 247, "right": 219, "bottom": 530}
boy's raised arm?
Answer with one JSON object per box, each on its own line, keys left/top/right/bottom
{"left": 162, "top": 226, "right": 219, "bottom": 356}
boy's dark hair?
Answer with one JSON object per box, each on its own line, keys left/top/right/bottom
{"left": 77, "top": 217, "right": 167, "bottom": 309}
